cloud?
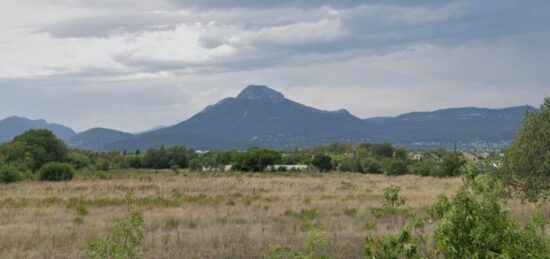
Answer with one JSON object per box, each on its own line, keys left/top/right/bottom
{"left": 0, "top": 0, "right": 549, "bottom": 131}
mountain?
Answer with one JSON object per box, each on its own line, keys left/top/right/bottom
{"left": 0, "top": 116, "right": 76, "bottom": 143}
{"left": 135, "top": 125, "right": 166, "bottom": 134}
{"left": 104, "top": 85, "right": 370, "bottom": 151}
{"left": 364, "top": 106, "right": 536, "bottom": 149}
{"left": 67, "top": 128, "right": 135, "bottom": 151}
{"left": 65, "top": 85, "right": 535, "bottom": 151}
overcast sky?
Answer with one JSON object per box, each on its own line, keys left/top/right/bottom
{"left": 1, "top": 0, "right": 549, "bottom": 132}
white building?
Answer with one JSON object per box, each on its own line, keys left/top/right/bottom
{"left": 266, "top": 164, "right": 308, "bottom": 171}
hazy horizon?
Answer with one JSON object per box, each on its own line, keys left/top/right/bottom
{"left": 0, "top": 84, "right": 541, "bottom": 133}
{"left": 1, "top": 1, "right": 549, "bottom": 132}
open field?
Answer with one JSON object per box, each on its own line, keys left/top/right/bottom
{"left": 0, "top": 170, "right": 538, "bottom": 258}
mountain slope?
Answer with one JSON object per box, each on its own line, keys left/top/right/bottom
{"left": 106, "top": 85, "right": 370, "bottom": 150}
{"left": 0, "top": 116, "right": 76, "bottom": 143}
{"left": 72, "top": 85, "right": 535, "bottom": 151}
{"left": 364, "top": 106, "right": 535, "bottom": 149}
{"left": 68, "top": 128, "right": 135, "bottom": 151}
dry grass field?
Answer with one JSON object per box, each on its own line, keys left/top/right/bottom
{"left": 0, "top": 170, "right": 536, "bottom": 258}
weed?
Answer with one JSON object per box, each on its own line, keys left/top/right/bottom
{"left": 344, "top": 208, "right": 357, "bottom": 218}
{"left": 163, "top": 218, "right": 180, "bottom": 231}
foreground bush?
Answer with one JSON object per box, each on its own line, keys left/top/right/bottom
{"left": 363, "top": 172, "right": 550, "bottom": 258}
{"left": 0, "top": 165, "right": 20, "bottom": 184}
{"left": 434, "top": 174, "right": 550, "bottom": 257}
{"left": 89, "top": 194, "right": 144, "bottom": 259}
{"left": 499, "top": 98, "right": 550, "bottom": 201}
{"left": 39, "top": 162, "right": 75, "bottom": 181}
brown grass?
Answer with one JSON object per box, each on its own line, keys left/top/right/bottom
{"left": 0, "top": 170, "right": 498, "bottom": 258}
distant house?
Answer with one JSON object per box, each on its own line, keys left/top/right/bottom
{"left": 479, "top": 152, "right": 491, "bottom": 159}
{"left": 462, "top": 152, "right": 479, "bottom": 162}
{"left": 201, "top": 166, "right": 216, "bottom": 172}
{"left": 409, "top": 152, "right": 424, "bottom": 161}
{"left": 266, "top": 164, "right": 308, "bottom": 171}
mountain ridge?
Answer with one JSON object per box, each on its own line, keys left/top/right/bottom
{"left": 0, "top": 116, "right": 76, "bottom": 143}
{"left": 0, "top": 86, "right": 537, "bottom": 151}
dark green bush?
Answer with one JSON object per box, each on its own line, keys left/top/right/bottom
{"left": 413, "top": 160, "right": 437, "bottom": 176}
{"left": 311, "top": 154, "right": 332, "bottom": 172}
{"left": 386, "top": 160, "right": 409, "bottom": 176}
{"left": 436, "top": 154, "right": 465, "bottom": 177}
{"left": 233, "top": 148, "right": 282, "bottom": 172}
{"left": 39, "top": 162, "right": 75, "bottom": 181}
{"left": 0, "top": 165, "right": 20, "bottom": 184}
{"left": 363, "top": 158, "right": 384, "bottom": 174}
{"left": 0, "top": 129, "right": 68, "bottom": 171}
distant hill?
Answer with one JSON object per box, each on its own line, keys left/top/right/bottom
{"left": 364, "top": 106, "right": 536, "bottom": 149}
{"left": 0, "top": 116, "right": 76, "bottom": 143}
{"left": 4, "top": 86, "right": 534, "bottom": 151}
{"left": 82, "top": 85, "right": 536, "bottom": 151}
{"left": 68, "top": 128, "right": 135, "bottom": 151}
{"left": 104, "top": 85, "right": 370, "bottom": 151}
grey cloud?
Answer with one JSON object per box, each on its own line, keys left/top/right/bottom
{"left": 110, "top": 2, "right": 548, "bottom": 74}
{"left": 39, "top": 13, "right": 182, "bottom": 38}
{"left": 164, "top": 0, "right": 445, "bottom": 10}
{"left": 2, "top": 0, "right": 549, "bottom": 132}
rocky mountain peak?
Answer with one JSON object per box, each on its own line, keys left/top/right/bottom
{"left": 237, "top": 85, "right": 285, "bottom": 102}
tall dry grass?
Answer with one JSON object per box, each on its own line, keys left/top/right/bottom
{"left": 0, "top": 171, "right": 478, "bottom": 258}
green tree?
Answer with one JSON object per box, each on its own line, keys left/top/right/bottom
{"left": 437, "top": 154, "right": 465, "bottom": 177}
{"left": 499, "top": 99, "right": 550, "bottom": 201}
{"left": 142, "top": 146, "right": 169, "bottom": 169}
{"left": 38, "top": 162, "right": 75, "bottom": 181}
{"left": 0, "top": 164, "right": 20, "bottom": 184}
{"left": 0, "top": 129, "right": 68, "bottom": 171}
{"left": 311, "top": 154, "right": 332, "bottom": 172}
{"left": 413, "top": 160, "right": 437, "bottom": 177}
{"left": 233, "top": 148, "right": 282, "bottom": 172}
{"left": 362, "top": 158, "right": 384, "bottom": 174}
{"left": 370, "top": 143, "right": 395, "bottom": 158}
{"left": 386, "top": 160, "right": 409, "bottom": 176}
{"left": 68, "top": 152, "right": 92, "bottom": 170}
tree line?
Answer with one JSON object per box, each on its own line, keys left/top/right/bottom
{"left": 0, "top": 131, "right": 472, "bottom": 184}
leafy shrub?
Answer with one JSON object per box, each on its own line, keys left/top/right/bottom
{"left": 311, "top": 154, "right": 332, "bottom": 172}
{"left": 233, "top": 148, "right": 282, "bottom": 172}
{"left": 383, "top": 185, "right": 406, "bottom": 209}
{"left": 68, "top": 152, "right": 92, "bottom": 170}
{"left": 369, "top": 143, "right": 395, "bottom": 158}
{"left": 386, "top": 160, "right": 409, "bottom": 176}
{"left": 412, "top": 160, "right": 437, "bottom": 176}
{"left": 363, "top": 158, "right": 384, "bottom": 174}
{"left": 38, "top": 162, "right": 75, "bottom": 181}
{"left": 429, "top": 194, "right": 451, "bottom": 220}
{"left": 0, "top": 129, "right": 68, "bottom": 171}
{"left": 434, "top": 175, "right": 550, "bottom": 258}
{"left": 266, "top": 229, "right": 331, "bottom": 259}
{"left": 365, "top": 228, "right": 421, "bottom": 258}
{"left": 499, "top": 98, "right": 550, "bottom": 201}
{"left": 436, "top": 154, "right": 465, "bottom": 177}
{"left": 0, "top": 165, "right": 20, "bottom": 184}
{"left": 365, "top": 185, "right": 426, "bottom": 258}
{"left": 89, "top": 194, "right": 145, "bottom": 259}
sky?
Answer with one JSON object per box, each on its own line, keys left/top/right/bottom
{"left": 0, "top": 0, "right": 549, "bottom": 132}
